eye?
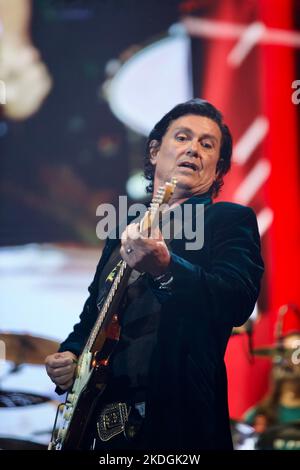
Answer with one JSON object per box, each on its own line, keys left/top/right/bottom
{"left": 201, "top": 140, "right": 213, "bottom": 149}
{"left": 175, "top": 134, "right": 188, "bottom": 142}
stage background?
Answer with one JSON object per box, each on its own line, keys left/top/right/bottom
{"left": 0, "top": 0, "right": 299, "bottom": 447}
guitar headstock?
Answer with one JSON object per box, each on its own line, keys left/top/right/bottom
{"left": 151, "top": 177, "right": 177, "bottom": 206}
{"left": 141, "top": 177, "right": 177, "bottom": 233}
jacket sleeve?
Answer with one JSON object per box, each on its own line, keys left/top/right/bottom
{"left": 54, "top": 242, "right": 114, "bottom": 395}
{"left": 55, "top": 273, "right": 100, "bottom": 396}
{"left": 57, "top": 277, "right": 99, "bottom": 356}
{"left": 150, "top": 206, "right": 264, "bottom": 327}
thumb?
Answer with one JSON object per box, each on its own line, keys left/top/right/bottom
{"left": 150, "top": 226, "right": 163, "bottom": 241}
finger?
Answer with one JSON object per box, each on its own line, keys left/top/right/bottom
{"left": 45, "top": 351, "right": 76, "bottom": 364}
{"left": 59, "top": 379, "right": 74, "bottom": 391}
{"left": 52, "top": 352, "right": 72, "bottom": 361}
{"left": 121, "top": 225, "right": 129, "bottom": 243}
{"left": 53, "top": 373, "right": 74, "bottom": 386}
{"left": 58, "top": 352, "right": 78, "bottom": 362}
{"left": 120, "top": 245, "right": 133, "bottom": 265}
{"left": 120, "top": 245, "right": 126, "bottom": 259}
{"left": 148, "top": 225, "right": 163, "bottom": 240}
{"left": 127, "top": 223, "right": 140, "bottom": 241}
{"left": 46, "top": 357, "right": 75, "bottom": 369}
{"left": 55, "top": 351, "right": 76, "bottom": 359}
{"left": 47, "top": 364, "right": 75, "bottom": 378}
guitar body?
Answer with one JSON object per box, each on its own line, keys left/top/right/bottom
{"left": 59, "top": 362, "right": 108, "bottom": 450}
{"left": 49, "top": 312, "right": 122, "bottom": 450}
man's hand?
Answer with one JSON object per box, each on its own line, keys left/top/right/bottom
{"left": 120, "top": 222, "right": 171, "bottom": 277}
{"left": 45, "top": 351, "right": 77, "bottom": 391}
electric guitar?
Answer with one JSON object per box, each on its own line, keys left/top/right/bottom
{"left": 49, "top": 178, "right": 176, "bottom": 450}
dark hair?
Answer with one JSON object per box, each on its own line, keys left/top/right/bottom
{"left": 144, "top": 98, "right": 233, "bottom": 198}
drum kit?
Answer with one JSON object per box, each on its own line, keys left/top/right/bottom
{"left": 0, "top": 331, "right": 59, "bottom": 450}
{"left": 0, "top": 332, "right": 59, "bottom": 365}
{"left": 231, "top": 338, "right": 300, "bottom": 450}
{"left": 252, "top": 344, "right": 298, "bottom": 359}
{"left": 231, "top": 420, "right": 300, "bottom": 450}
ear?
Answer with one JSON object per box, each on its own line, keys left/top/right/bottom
{"left": 149, "top": 140, "right": 160, "bottom": 166}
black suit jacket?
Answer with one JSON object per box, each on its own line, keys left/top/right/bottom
{"left": 59, "top": 193, "right": 264, "bottom": 450}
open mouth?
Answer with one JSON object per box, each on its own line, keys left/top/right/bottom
{"left": 177, "top": 161, "right": 198, "bottom": 171}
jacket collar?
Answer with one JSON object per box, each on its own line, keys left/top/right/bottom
{"left": 179, "top": 190, "right": 213, "bottom": 208}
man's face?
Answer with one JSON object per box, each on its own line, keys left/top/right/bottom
{"left": 150, "top": 114, "right": 222, "bottom": 196}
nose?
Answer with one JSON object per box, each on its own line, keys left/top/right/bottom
{"left": 186, "top": 140, "right": 199, "bottom": 158}
{"left": 186, "top": 148, "right": 197, "bottom": 157}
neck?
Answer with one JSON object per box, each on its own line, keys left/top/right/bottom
{"left": 153, "top": 181, "right": 211, "bottom": 209}
{"left": 167, "top": 195, "right": 190, "bottom": 209}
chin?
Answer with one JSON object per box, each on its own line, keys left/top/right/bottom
{"left": 174, "top": 173, "right": 198, "bottom": 189}
{"left": 174, "top": 178, "right": 194, "bottom": 190}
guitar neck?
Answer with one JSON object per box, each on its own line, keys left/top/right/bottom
{"left": 85, "top": 260, "right": 131, "bottom": 353}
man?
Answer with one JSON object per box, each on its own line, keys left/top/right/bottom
{"left": 45, "top": 99, "right": 264, "bottom": 450}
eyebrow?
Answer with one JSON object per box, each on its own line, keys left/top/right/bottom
{"left": 173, "top": 127, "right": 219, "bottom": 143}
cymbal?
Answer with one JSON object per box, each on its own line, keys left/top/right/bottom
{"left": 252, "top": 345, "right": 296, "bottom": 357}
{"left": 0, "top": 390, "right": 50, "bottom": 407}
{"left": 0, "top": 332, "right": 59, "bottom": 365}
{"left": 256, "top": 422, "right": 300, "bottom": 450}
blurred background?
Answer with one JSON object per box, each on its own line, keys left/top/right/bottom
{"left": 0, "top": 0, "right": 300, "bottom": 450}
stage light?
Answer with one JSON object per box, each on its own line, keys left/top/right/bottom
{"left": 126, "top": 170, "right": 148, "bottom": 201}
{"left": 106, "top": 31, "right": 193, "bottom": 136}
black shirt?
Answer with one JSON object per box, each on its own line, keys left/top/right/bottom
{"left": 96, "top": 245, "right": 161, "bottom": 402}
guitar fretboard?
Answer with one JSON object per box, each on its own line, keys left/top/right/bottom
{"left": 86, "top": 260, "right": 129, "bottom": 352}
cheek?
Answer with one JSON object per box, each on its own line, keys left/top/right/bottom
{"left": 153, "top": 156, "right": 167, "bottom": 177}
{"left": 161, "top": 145, "right": 177, "bottom": 159}
{"left": 206, "top": 154, "right": 219, "bottom": 173}
{"left": 156, "top": 148, "right": 176, "bottom": 168}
